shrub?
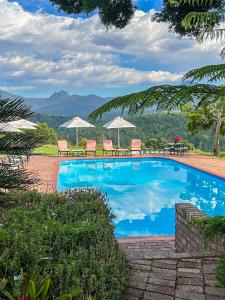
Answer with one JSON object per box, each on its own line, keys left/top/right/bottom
{"left": 0, "top": 189, "right": 127, "bottom": 299}
{"left": 192, "top": 216, "right": 225, "bottom": 285}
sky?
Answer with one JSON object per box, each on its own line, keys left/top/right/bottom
{"left": 0, "top": 0, "right": 223, "bottom": 98}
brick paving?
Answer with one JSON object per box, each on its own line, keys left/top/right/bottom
{"left": 26, "top": 153, "right": 225, "bottom": 298}
{"left": 119, "top": 237, "right": 225, "bottom": 299}
{"left": 27, "top": 153, "right": 225, "bottom": 192}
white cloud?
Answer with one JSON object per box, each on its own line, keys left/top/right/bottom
{"left": 0, "top": 0, "right": 223, "bottom": 95}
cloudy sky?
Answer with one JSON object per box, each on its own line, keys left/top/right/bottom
{"left": 0, "top": 0, "right": 223, "bottom": 97}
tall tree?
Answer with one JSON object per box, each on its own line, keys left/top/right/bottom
{"left": 155, "top": 0, "right": 225, "bottom": 83}
{"left": 50, "top": 0, "right": 136, "bottom": 28}
{"left": 153, "top": 0, "right": 223, "bottom": 37}
{"left": 0, "top": 99, "right": 43, "bottom": 193}
{"left": 90, "top": 84, "right": 225, "bottom": 155}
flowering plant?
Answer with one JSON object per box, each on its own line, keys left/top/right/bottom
{"left": 173, "top": 136, "right": 181, "bottom": 143}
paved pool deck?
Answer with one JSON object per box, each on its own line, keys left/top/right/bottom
{"left": 121, "top": 237, "right": 225, "bottom": 300}
{"left": 26, "top": 153, "right": 225, "bottom": 299}
{"left": 27, "top": 153, "right": 225, "bottom": 192}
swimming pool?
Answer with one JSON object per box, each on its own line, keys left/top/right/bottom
{"left": 57, "top": 157, "right": 225, "bottom": 237}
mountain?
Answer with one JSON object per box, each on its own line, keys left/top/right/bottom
{"left": 0, "top": 90, "right": 113, "bottom": 116}
{"left": 0, "top": 89, "right": 20, "bottom": 99}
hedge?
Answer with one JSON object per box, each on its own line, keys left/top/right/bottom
{"left": 0, "top": 189, "right": 127, "bottom": 299}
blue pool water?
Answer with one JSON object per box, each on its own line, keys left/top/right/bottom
{"left": 57, "top": 158, "right": 225, "bottom": 237}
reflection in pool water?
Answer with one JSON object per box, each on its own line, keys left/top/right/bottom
{"left": 57, "top": 158, "right": 225, "bottom": 237}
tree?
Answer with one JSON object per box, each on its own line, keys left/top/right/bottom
{"left": 0, "top": 98, "right": 43, "bottom": 193}
{"left": 153, "top": 0, "right": 222, "bottom": 37}
{"left": 182, "top": 102, "right": 225, "bottom": 155}
{"left": 25, "top": 122, "right": 58, "bottom": 145}
{"left": 90, "top": 84, "right": 225, "bottom": 155}
{"left": 50, "top": 0, "right": 136, "bottom": 29}
{"left": 156, "top": 0, "right": 225, "bottom": 82}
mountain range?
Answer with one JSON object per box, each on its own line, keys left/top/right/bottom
{"left": 0, "top": 89, "right": 113, "bottom": 116}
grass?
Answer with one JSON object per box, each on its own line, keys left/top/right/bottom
{"left": 34, "top": 144, "right": 104, "bottom": 156}
{"left": 33, "top": 145, "right": 58, "bottom": 156}
{"left": 34, "top": 144, "right": 225, "bottom": 159}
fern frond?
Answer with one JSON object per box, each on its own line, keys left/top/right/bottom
{"left": 197, "top": 28, "right": 225, "bottom": 43}
{"left": 169, "top": 0, "right": 221, "bottom": 6}
{"left": 220, "top": 46, "right": 225, "bottom": 59}
{"left": 183, "top": 63, "right": 225, "bottom": 82}
{"left": 182, "top": 11, "right": 223, "bottom": 29}
{"left": 89, "top": 84, "right": 221, "bottom": 120}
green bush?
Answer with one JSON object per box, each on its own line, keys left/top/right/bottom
{"left": 145, "top": 137, "right": 168, "bottom": 149}
{"left": 192, "top": 216, "right": 225, "bottom": 285}
{"left": 25, "top": 123, "right": 58, "bottom": 145}
{"left": 0, "top": 189, "right": 127, "bottom": 299}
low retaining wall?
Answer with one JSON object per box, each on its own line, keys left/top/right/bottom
{"left": 175, "top": 203, "right": 224, "bottom": 253}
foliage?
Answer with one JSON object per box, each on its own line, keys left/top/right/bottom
{"left": 216, "top": 259, "right": 225, "bottom": 285}
{"left": 191, "top": 216, "right": 225, "bottom": 285}
{"left": 78, "top": 138, "right": 87, "bottom": 148}
{"left": 0, "top": 271, "right": 82, "bottom": 300}
{"left": 49, "top": 0, "right": 136, "bottom": 29}
{"left": 32, "top": 112, "right": 225, "bottom": 153}
{"left": 25, "top": 123, "right": 58, "bottom": 146}
{"left": 145, "top": 137, "right": 168, "bottom": 149}
{"left": 152, "top": 0, "right": 222, "bottom": 37}
{"left": 89, "top": 84, "right": 222, "bottom": 119}
{"left": 89, "top": 84, "right": 225, "bottom": 155}
{"left": 184, "top": 63, "right": 225, "bottom": 83}
{"left": 0, "top": 99, "right": 43, "bottom": 192}
{"left": 0, "top": 189, "right": 127, "bottom": 299}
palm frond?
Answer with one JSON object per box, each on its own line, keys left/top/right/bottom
{"left": 89, "top": 84, "right": 221, "bottom": 120}
{"left": 183, "top": 63, "right": 225, "bottom": 82}
{"left": 0, "top": 134, "right": 44, "bottom": 156}
{"left": 0, "top": 98, "right": 33, "bottom": 123}
{"left": 0, "top": 165, "right": 38, "bottom": 191}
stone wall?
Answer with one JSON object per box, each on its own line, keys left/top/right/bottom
{"left": 175, "top": 203, "right": 224, "bottom": 253}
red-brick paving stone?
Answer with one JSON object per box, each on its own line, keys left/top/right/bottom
{"left": 122, "top": 238, "right": 225, "bottom": 300}
{"left": 26, "top": 153, "right": 225, "bottom": 299}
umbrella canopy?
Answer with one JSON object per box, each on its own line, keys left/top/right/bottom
{"left": 0, "top": 123, "right": 22, "bottom": 133}
{"left": 9, "top": 119, "right": 37, "bottom": 130}
{"left": 103, "top": 116, "right": 136, "bottom": 147}
{"left": 59, "top": 117, "right": 95, "bottom": 148}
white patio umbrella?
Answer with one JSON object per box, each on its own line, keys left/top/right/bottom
{"left": 0, "top": 123, "right": 22, "bottom": 133}
{"left": 59, "top": 116, "right": 95, "bottom": 148}
{"left": 9, "top": 119, "right": 37, "bottom": 130}
{"left": 103, "top": 116, "right": 136, "bottom": 147}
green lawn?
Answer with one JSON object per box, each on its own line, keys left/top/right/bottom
{"left": 33, "top": 145, "right": 58, "bottom": 156}
{"left": 34, "top": 144, "right": 104, "bottom": 156}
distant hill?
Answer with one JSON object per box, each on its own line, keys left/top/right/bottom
{"left": 0, "top": 89, "right": 19, "bottom": 99}
{"left": 0, "top": 89, "right": 113, "bottom": 117}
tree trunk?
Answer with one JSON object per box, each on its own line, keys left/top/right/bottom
{"left": 213, "top": 115, "right": 222, "bottom": 156}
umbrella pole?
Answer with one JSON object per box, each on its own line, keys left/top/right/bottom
{"left": 118, "top": 128, "right": 120, "bottom": 148}
{"left": 76, "top": 127, "right": 79, "bottom": 148}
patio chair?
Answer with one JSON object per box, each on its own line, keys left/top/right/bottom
{"left": 130, "top": 139, "right": 142, "bottom": 155}
{"left": 85, "top": 140, "right": 96, "bottom": 156}
{"left": 57, "top": 140, "right": 71, "bottom": 156}
{"left": 103, "top": 140, "right": 117, "bottom": 156}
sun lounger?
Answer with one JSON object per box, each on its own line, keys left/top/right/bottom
{"left": 130, "top": 139, "right": 142, "bottom": 154}
{"left": 85, "top": 140, "right": 96, "bottom": 156}
{"left": 57, "top": 140, "right": 71, "bottom": 156}
{"left": 103, "top": 140, "right": 117, "bottom": 156}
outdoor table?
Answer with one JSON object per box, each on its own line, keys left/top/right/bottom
{"left": 71, "top": 149, "right": 84, "bottom": 156}
{"left": 116, "top": 148, "right": 129, "bottom": 156}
